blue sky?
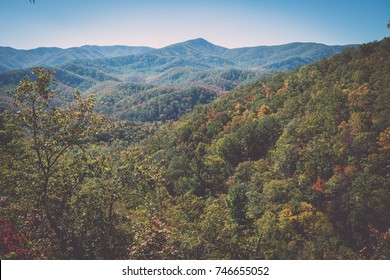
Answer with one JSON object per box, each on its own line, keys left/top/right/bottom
{"left": 0, "top": 0, "right": 389, "bottom": 49}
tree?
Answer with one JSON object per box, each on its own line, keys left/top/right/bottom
{"left": 5, "top": 68, "right": 104, "bottom": 257}
{"left": 254, "top": 203, "right": 356, "bottom": 259}
{"left": 199, "top": 197, "right": 243, "bottom": 258}
{"left": 227, "top": 183, "right": 248, "bottom": 225}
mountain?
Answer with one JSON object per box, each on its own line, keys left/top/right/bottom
{"left": 224, "top": 42, "right": 350, "bottom": 69}
{"left": 134, "top": 37, "right": 390, "bottom": 259}
{"left": 0, "top": 45, "right": 154, "bottom": 72}
{"left": 67, "top": 39, "right": 353, "bottom": 78}
{"left": 0, "top": 39, "right": 355, "bottom": 120}
{"left": 1, "top": 39, "right": 354, "bottom": 75}
{"left": 155, "top": 38, "right": 228, "bottom": 57}
{"left": 0, "top": 65, "right": 119, "bottom": 92}
{"left": 1, "top": 37, "right": 388, "bottom": 260}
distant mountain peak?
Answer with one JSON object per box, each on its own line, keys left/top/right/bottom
{"left": 165, "top": 38, "right": 216, "bottom": 48}
{"left": 158, "top": 38, "right": 227, "bottom": 57}
{"left": 0, "top": 39, "right": 354, "bottom": 75}
{"left": 186, "top": 38, "right": 214, "bottom": 45}
{"left": 183, "top": 38, "right": 226, "bottom": 50}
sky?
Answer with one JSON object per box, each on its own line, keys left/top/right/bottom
{"left": 0, "top": 0, "right": 389, "bottom": 49}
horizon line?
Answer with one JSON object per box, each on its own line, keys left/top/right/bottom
{"left": 0, "top": 37, "right": 365, "bottom": 51}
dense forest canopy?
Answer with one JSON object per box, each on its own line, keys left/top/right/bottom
{"left": 0, "top": 38, "right": 389, "bottom": 259}
{"left": 0, "top": 39, "right": 352, "bottom": 123}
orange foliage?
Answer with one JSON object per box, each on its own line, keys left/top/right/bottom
{"left": 246, "top": 94, "right": 254, "bottom": 102}
{"left": 311, "top": 176, "right": 328, "bottom": 194}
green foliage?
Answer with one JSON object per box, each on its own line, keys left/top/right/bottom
{"left": 1, "top": 38, "right": 389, "bottom": 260}
{"left": 89, "top": 81, "right": 219, "bottom": 122}
{"left": 1, "top": 40, "right": 352, "bottom": 118}
{"left": 227, "top": 183, "right": 248, "bottom": 225}
{"left": 133, "top": 38, "right": 390, "bottom": 259}
{"left": 254, "top": 202, "right": 356, "bottom": 259}
{"left": 1, "top": 68, "right": 108, "bottom": 258}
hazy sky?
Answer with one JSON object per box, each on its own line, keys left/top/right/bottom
{"left": 1, "top": 0, "right": 389, "bottom": 49}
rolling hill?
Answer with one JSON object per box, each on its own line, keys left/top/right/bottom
{"left": 0, "top": 38, "right": 355, "bottom": 120}
{"left": 66, "top": 38, "right": 354, "bottom": 79}
{"left": 1, "top": 37, "right": 388, "bottom": 260}
{"left": 134, "top": 37, "right": 390, "bottom": 259}
{"left": 0, "top": 45, "right": 154, "bottom": 72}
{"left": 1, "top": 38, "right": 354, "bottom": 77}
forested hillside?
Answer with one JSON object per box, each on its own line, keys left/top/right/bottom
{"left": 89, "top": 81, "right": 220, "bottom": 122}
{"left": 0, "top": 39, "right": 353, "bottom": 123}
{"left": 63, "top": 39, "right": 353, "bottom": 83}
{"left": 0, "top": 39, "right": 354, "bottom": 122}
{"left": 136, "top": 38, "right": 390, "bottom": 259}
{"left": 0, "top": 38, "right": 388, "bottom": 260}
{"left": 0, "top": 39, "right": 350, "bottom": 74}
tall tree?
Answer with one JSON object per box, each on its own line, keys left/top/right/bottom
{"left": 5, "top": 68, "right": 104, "bottom": 257}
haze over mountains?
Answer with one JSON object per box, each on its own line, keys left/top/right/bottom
{"left": 0, "top": 45, "right": 153, "bottom": 72}
{"left": 0, "top": 38, "right": 355, "bottom": 121}
{"left": 0, "top": 38, "right": 352, "bottom": 73}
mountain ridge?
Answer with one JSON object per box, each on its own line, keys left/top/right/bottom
{"left": 129, "top": 37, "right": 390, "bottom": 258}
{"left": 0, "top": 38, "right": 357, "bottom": 120}
{"left": 55, "top": 38, "right": 354, "bottom": 83}
{"left": 0, "top": 45, "right": 154, "bottom": 72}
{"left": 0, "top": 38, "right": 356, "bottom": 73}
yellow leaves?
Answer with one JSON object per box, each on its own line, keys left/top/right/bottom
{"left": 257, "top": 104, "right": 271, "bottom": 118}
{"left": 234, "top": 102, "right": 243, "bottom": 113}
{"left": 278, "top": 207, "right": 294, "bottom": 224}
{"left": 278, "top": 202, "right": 333, "bottom": 236}
{"left": 377, "top": 127, "right": 390, "bottom": 151}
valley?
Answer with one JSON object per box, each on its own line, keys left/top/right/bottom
{"left": 0, "top": 39, "right": 353, "bottom": 121}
